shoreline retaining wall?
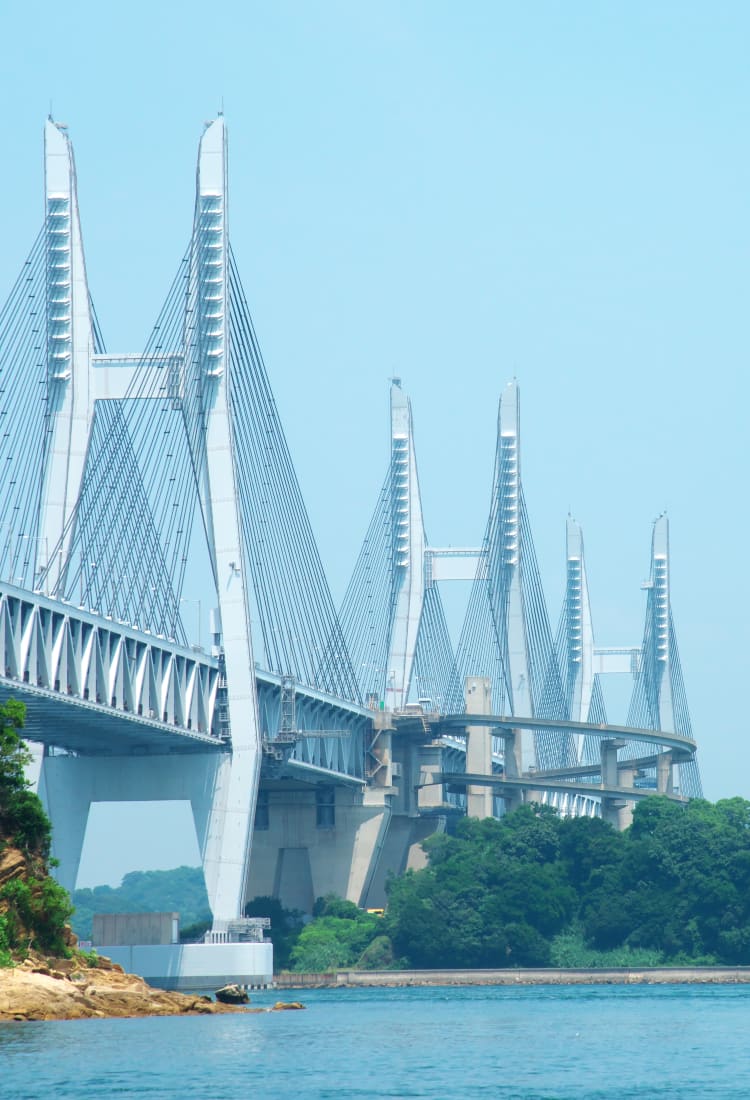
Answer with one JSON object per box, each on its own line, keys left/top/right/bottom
{"left": 275, "top": 966, "right": 750, "bottom": 988}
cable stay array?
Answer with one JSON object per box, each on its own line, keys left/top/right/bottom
{"left": 454, "top": 490, "right": 575, "bottom": 768}
{"left": 413, "top": 584, "right": 463, "bottom": 714}
{"left": 3, "top": 226, "right": 360, "bottom": 703}
{"left": 0, "top": 230, "right": 55, "bottom": 589}
{"left": 28, "top": 236, "right": 361, "bottom": 701}
{"left": 339, "top": 470, "right": 392, "bottom": 703}
{"left": 225, "top": 250, "right": 359, "bottom": 701}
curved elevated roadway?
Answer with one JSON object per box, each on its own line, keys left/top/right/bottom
{"left": 435, "top": 714, "right": 696, "bottom": 759}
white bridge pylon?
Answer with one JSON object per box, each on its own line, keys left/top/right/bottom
{"left": 385, "top": 380, "right": 426, "bottom": 710}
{"left": 34, "top": 119, "right": 261, "bottom": 925}
{"left": 384, "top": 380, "right": 479, "bottom": 711}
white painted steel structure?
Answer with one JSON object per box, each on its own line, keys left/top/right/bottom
{"left": 385, "top": 381, "right": 427, "bottom": 711}
{"left": 30, "top": 121, "right": 260, "bottom": 925}
{"left": 0, "top": 119, "right": 704, "bottom": 941}
{"left": 650, "top": 515, "right": 674, "bottom": 731}
{"left": 495, "top": 381, "right": 534, "bottom": 770}
{"left": 39, "top": 121, "right": 97, "bottom": 593}
{"left": 0, "top": 582, "right": 222, "bottom": 749}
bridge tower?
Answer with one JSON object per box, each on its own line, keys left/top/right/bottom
{"left": 38, "top": 121, "right": 97, "bottom": 590}
{"left": 35, "top": 120, "right": 261, "bottom": 927}
{"left": 340, "top": 379, "right": 458, "bottom": 714}
{"left": 626, "top": 514, "right": 702, "bottom": 798}
{"left": 385, "top": 380, "right": 427, "bottom": 710}
{"left": 456, "top": 380, "right": 572, "bottom": 776}
{"left": 564, "top": 516, "right": 595, "bottom": 729}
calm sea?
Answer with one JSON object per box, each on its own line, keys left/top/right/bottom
{"left": 1, "top": 984, "right": 748, "bottom": 1099}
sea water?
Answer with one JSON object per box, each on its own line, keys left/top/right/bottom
{"left": 1, "top": 984, "right": 749, "bottom": 1099}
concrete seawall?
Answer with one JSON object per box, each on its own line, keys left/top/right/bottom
{"left": 275, "top": 966, "right": 750, "bottom": 988}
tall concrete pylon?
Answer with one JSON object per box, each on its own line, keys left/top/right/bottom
{"left": 565, "top": 517, "right": 595, "bottom": 730}
{"left": 185, "top": 118, "right": 261, "bottom": 924}
{"left": 38, "top": 120, "right": 97, "bottom": 591}
{"left": 560, "top": 516, "right": 602, "bottom": 817}
{"left": 36, "top": 119, "right": 261, "bottom": 927}
{"left": 492, "top": 380, "right": 535, "bottom": 769}
{"left": 648, "top": 514, "right": 674, "bottom": 732}
{"left": 630, "top": 512, "right": 703, "bottom": 796}
{"left": 384, "top": 380, "right": 427, "bottom": 711}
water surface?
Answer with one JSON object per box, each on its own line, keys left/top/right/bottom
{"left": 1, "top": 984, "right": 747, "bottom": 1098}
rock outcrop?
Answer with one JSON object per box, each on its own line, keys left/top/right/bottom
{"left": 0, "top": 952, "right": 245, "bottom": 1021}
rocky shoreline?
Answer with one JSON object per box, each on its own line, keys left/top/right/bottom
{"left": 0, "top": 953, "right": 248, "bottom": 1021}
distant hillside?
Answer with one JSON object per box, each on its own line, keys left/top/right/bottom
{"left": 71, "top": 867, "right": 211, "bottom": 941}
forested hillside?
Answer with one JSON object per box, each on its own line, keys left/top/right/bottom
{"left": 69, "top": 796, "right": 750, "bottom": 971}
{"left": 288, "top": 798, "right": 750, "bottom": 971}
{"left": 71, "top": 867, "right": 212, "bottom": 941}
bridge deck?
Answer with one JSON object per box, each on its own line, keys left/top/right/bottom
{"left": 0, "top": 680, "right": 225, "bottom": 755}
{"left": 432, "top": 713, "right": 696, "bottom": 757}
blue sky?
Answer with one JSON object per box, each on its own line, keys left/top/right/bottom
{"left": 1, "top": 2, "right": 747, "bottom": 884}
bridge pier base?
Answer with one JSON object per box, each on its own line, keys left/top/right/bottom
{"left": 245, "top": 767, "right": 450, "bottom": 916}
{"left": 599, "top": 739, "right": 633, "bottom": 830}
{"left": 245, "top": 783, "right": 396, "bottom": 915}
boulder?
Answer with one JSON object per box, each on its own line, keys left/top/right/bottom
{"left": 215, "top": 983, "right": 250, "bottom": 1005}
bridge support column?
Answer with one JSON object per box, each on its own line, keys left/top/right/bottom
{"left": 600, "top": 739, "right": 627, "bottom": 829}
{"left": 500, "top": 729, "right": 524, "bottom": 813}
{"left": 37, "top": 755, "right": 91, "bottom": 894}
{"left": 656, "top": 751, "right": 674, "bottom": 795}
{"left": 465, "top": 677, "right": 494, "bottom": 819}
{"left": 38, "top": 753, "right": 236, "bottom": 914}
{"left": 368, "top": 709, "right": 394, "bottom": 788}
{"left": 614, "top": 766, "right": 635, "bottom": 830}
{"left": 417, "top": 744, "right": 445, "bottom": 813}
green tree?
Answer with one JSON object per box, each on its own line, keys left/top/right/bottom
{"left": 71, "top": 866, "right": 212, "bottom": 941}
{"left": 245, "top": 895, "right": 303, "bottom": 971}
{"left": 289, "top": 895, "right": 382, "bottom": 972}
{"left": 385, "top": 806, "right": 576, "bottom": 969}
{"left": 0, "top": 699, "right": 73, "bottom": 960}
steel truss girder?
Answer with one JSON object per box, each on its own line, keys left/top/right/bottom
{"left": 257, "top": 680, "right": 368, "bottom": 779}
{"left": 0, "top": 580, "right": 369, "bottom": 769}
{"left": 0, "top": 583, "right": 221, "bottom": 746}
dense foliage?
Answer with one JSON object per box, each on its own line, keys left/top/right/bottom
{"left": 381, "top": 799, "right": 750, "bottom": 969}
{"left": 287, "top": 896, "right": 385, "bottom": 972}
{"left": 245, "top": 895, "right": 304, "bottom": 970}
{"left": 71, "top": 866, "right": 212, "bottom": 941}
{"left": 264, "top": 798, "right": 750, "bottom": 972}
{"left": 67, "top": 795, "right": 750, "bottom": 972}
{"left": 0, "top": 700, "right": 73, "bottom": 963}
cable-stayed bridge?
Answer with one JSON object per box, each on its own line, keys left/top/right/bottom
{"left": 0, "top": 120, "right": 700, "bottom": 927}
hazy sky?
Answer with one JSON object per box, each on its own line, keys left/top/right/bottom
{"left": 1, "top": 2, "right": 747, "bottom": 885}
